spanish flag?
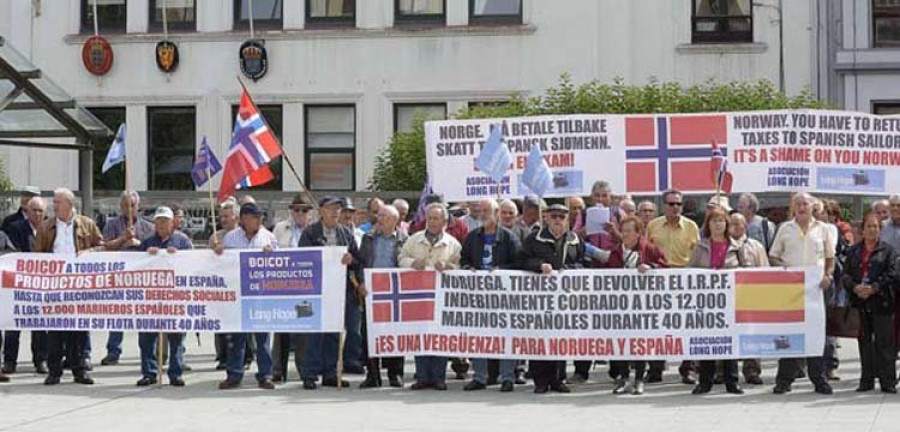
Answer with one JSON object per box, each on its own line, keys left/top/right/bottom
{"left": 735, "top": 271, "right": 805, "bottom": 323}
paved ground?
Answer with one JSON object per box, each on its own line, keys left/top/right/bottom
{"left": 1, "top": 332, "right": 899, "bottom": 432}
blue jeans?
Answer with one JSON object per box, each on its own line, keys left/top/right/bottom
{"left": 226, "top": 333, "right": 272, "bottom": 382}
{"left": 138, "top": 332, "right": 185, "bottom": 379}
{"left": 343, "top": 295, "right": 363, "bottom": 368}
{"left": 414, "top": 356, "right": 448, "bottom": 384}
{"left": 472, "top": 358, "right": 515, "bottom": 384}
{"left": 106, "top": 331, "right": 123, "bottom": 359}
{"left": 303, "top": 333, "right": 339, "bottom": 380}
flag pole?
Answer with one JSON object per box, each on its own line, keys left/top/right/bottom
{"left": 236, "top": 76, "right": 319, "bottom": 211}
{"left": 337, "top": 330, "right": 346, "bottom": 391}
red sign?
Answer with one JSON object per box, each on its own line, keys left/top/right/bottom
{"left": 81, "top": 35, "right": 114, "bottom": 76}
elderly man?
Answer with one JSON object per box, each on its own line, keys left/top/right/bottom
{"left": 3, "top": 197, "right": 48, "bottom": 375}
{"left": 136, "top": 207, "right": 194, "bottom": 387}
{"left": 737, "top": 193, "right": 777, "bottom": 252}
{"left": 358, "top": 204, "right": 409, "bottom": 388}
{"left": 730, "top": 212, "right": 769, "bottom": 385}
{"left": 873, "top": 199, "right": 891, "bottom": 224}
{"left": 1, "top": 185, "right": 40, "bottom": 233}
{"left": 213, "top": 198, "right": 242, "bottom": 370}
{"left": 273, "top": 194, "right": 312, "bottom": 249}
{"left": 637, "top": 201, "right": 657, "bottom": 228}
{"left": 401, "top": 203, "right": 462, "bottom": 390}
{"left": 567, "top": 196, "right": 586, "bottom": 231}
{"left": 462, "top": 201, "right": 484, "bottom": 232}
{"left": 462, "top": 199, "right": 520, "bottom": 392}
{"left": 619, "top": 199, "right": 636, "bottom": 218}
{"left": 215, "top": 203, "right": 277, "bottom": 390}
{"left": 769, "top": 193, "right": 836, "bottom": 395}
{"left": 586, "top": 180, "right": 623, "bottom": 253}
{"left": 519, "top": 204, "right": 586, "bottom": 394}
{"left": 101, "top": 190, "right": 155, "bottom": 367}
{"left": 392, "top": 199, "right": 411, "bottom": 234}
{"left": 499, "top": 199, "right": 530, "bottom": 243}
{"left": 646, "top": 189, "right": 700, "bottom": 384}
{"left": 39, "top": 188, "right": 103, "bottom": 385}
{"left": 299, "top": 196, "right": 361, "bottom": 389}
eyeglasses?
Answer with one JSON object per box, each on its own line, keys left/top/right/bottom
{"left": 666, "top": 202, "right": 683, "bottom": 207}
{"left": 548, "top": 214, "right": 567, "bottom": 220}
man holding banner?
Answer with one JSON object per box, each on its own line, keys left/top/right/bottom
{"left": 769, "top": 192, "right": 836, "bottom": 395}
{"left": 39, "top": 188, "right": 103, "bottom": 386}
{"left": 517, "top": 203, "right": 586, "bottom": 394}
{"left": 215, "top": 202, "right": 277, "bottom": 390}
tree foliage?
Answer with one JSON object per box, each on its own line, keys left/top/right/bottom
{"left": 368, "top": 75, "right": 828, "bottom": 192}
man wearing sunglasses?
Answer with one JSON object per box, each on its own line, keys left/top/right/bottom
{"left": 645, "top": 189, "right": 700, "bottom": 385}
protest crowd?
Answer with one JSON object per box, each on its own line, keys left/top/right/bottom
{"left": 0, "top": 181, "right": 897, "bottom": 397}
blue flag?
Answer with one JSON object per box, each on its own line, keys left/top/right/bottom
{"left": 474, "top": 124, "right": 511, "bottom": 183}
{"left": 101, "top": 124, "right": 126, "bottom": 173}
{"left": 521, "top": 144, "right": 553, "bottom": 197}
{"left": 191, "top": 136, "right": 223, "bottom": 188}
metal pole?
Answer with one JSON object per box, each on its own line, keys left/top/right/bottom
{"left": 79, "top": 139, "right": 94, "bottom": 218}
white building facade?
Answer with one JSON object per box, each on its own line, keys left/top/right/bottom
{"left": 0, "top": 0, "right": 819, "bottom": 194}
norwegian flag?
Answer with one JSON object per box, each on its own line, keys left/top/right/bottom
{"left": 624, "top": 115, "right": 727, "bottom": 193}
{"left": 711, "top": 139, "right": 733, "bottom": 194}
{"left": 217, "top": 89, "right": 282, "bottom": 202}
{"left": 371, "top": 271, "right": 436, "bottom": 323}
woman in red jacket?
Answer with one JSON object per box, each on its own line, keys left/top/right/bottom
{"left": 606, "top": 216, "right": 668, "bottom": 395}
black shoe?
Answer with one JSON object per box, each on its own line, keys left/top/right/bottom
{"left": 34, "top": 362, "right": 48, "bottom": 375}
{"left": 1, "top": 363, "right": 15, "bottom": 374}
{"left": 410, "top": 382, "right": 432, "bottom": 390}
{"left": 0, "top": 373, "right": 9, "bottom": 383}
{"left": 692, "top": 384, "right": 711, "bottom": 395}
{"left": 218, "top": 379, "right": 241, "bottom": 390}
{"left": 552, "top": 383, "right": 571, "bottom": 393}
{"left": 725, "top": 383, "right": 744, "bottom": 394}
{"left": 136, "top": 377, "right": 158, "bottom": 386}
{"left": 258, "top": 379, "right": 276, "bottom": 390}
{"left": 745, "top": 376, "right": 763, "bottom": 385}
{"left": 881, "top": 386, "right": 897, "bottom": 394}
{"left": 464, "top": 381, "right": 486, "bottom": 391}
{"left": 500, "top": 380, "right": 514, "bottom": 392}
{"left": 534, "top": 385, "right": 549, "bottom": 394}
{"left": 100, "top": 355, "right": 118, "bottom": 366}
{"left": 215, "top": 362, "right": 227, "bottom": 371}
{"left": 814, "top": 383, "right": 833, "bottom": 395}
{"left": 434, "top": 382, "right": 448, "bottom": 391}
{"left": 321, "top": 377, "right": 349, "bottom": 388}
{"left": 170, "top": 377, "right": 185, "bottom": 387}
{"left": 359, "top": 377, "right": 382, "bottom": 389}
{"left": 857, "top": 382, "right": 875, "bottom": 392}
{"left": 773, "top": 383, "right": 792, "bottom": 394}
{"left": 302, "top": 379, "right": 318, "bottom": 390}
{"left": 44, "top": 375, "right": 60, "bottom": 385}
{"left": 388, "top": 376, "right": 403, "bottom": 388}
{"left": 272, "top": 373, "right": 284, "bottom": 383}
{"left": 74, "top": 374, "right": 94, "bottom": 385}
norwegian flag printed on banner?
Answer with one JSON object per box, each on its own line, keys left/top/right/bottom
{"left": 371, "top": 271, "right": 436, "bottom": 323}
{"left": 625, "top": 115, "right": 727, "bottom": 193}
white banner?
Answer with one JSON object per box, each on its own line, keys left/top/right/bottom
{"left": 425, "top": 110, "right": 900, "bottom": 201}
{"left": 0, "top": 248, "right": 347, "bottom": 333}
{"left": 365, "top": 267, "right": 825, "bottom": 360}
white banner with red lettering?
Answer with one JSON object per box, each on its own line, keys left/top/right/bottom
{"left": 425, "top": 110, "right": 900, "bottom": 201}
{"left": 364, "top": 268, "right": 825, "bottom": 360}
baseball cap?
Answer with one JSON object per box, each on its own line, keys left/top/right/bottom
{"left": 153, "top": 206, "right": 174, "bottom": 220}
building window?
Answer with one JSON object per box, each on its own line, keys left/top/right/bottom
{"left": 874, "top": 0, "right": 900, "bottom": 48}
{"left": 307, "top": 0, "right": 356, "bottom": 27}
{"left": 691, "top": 0, "right": 752, "bottom": 44}
{"left": 395, "top": 0, "right": 445, "bottom": 25}
{"left": 87, "top": 107, "right": 126, "bottom": 191}
{"left": 230, "top": 104, "right": 284, "bottom": 191}
{"left": 874, "top": 102, "right": 900, "bottom": 115}
{"left": 148, "top": 106, "right": 196, "bottom": 190}
{"left": 81, "top": 0, "right": 127, "bottom": 34}
{"left": 149, "top": 0, "right": 197, "bottom": 32}
{"left": 234, "top": 0, "right": 283, "bottom": 30}
{"left": 467, "top": 100, "right": 510, "bottom": 109}
{"left": 394, "top": 103, "right": 447, "bottom": 133}
{"left": 305, "top": 105, "right": 355, "bottom": 191}
{"left": 469, "top": 0, "right": 522, "bottom": 25}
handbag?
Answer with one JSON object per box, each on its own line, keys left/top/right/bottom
{"left": 826, "top": 305, "right": 861, "bottom": 338}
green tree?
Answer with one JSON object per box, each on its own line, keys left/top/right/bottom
{"left": 368, "top": 75, "right": 828, "bottom": 192}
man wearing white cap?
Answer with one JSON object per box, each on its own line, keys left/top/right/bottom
{"left": 136, "top": 207, "right": 194, "bottom": 386}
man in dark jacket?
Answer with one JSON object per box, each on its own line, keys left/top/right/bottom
{"left": 462, "top": 199, "right": 520, "bottom": 392}
{"left": 358, "top": 204, "right": 408, "bottom": 388}
{"left": 299, "top": 196, "right": 362, "bottom": 389}
{"left": 1, "top": 186, "right": 39, "bottom": 233}
{"left": 2, "top": 196, "right": 48, "bottom": 375}
{"left": 518, "top": 204, "right": 586, "bottom": 394}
